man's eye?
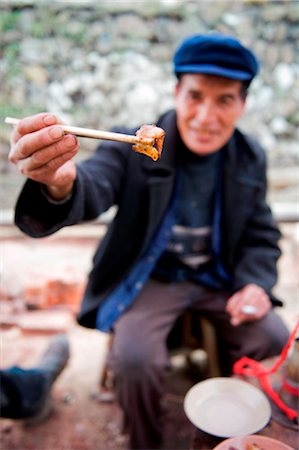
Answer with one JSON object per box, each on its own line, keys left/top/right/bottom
{"left": 220, "top": 96, "right": 234, "bottom": 106}
{"left": 188, "top": 92, "right": 201, "bottom": 101}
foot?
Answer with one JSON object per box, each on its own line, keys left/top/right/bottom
{"left": 37, "top": 334, "right": 70, "bottom": 384}
{"left": 0, "top": 334, "right": 70, "bottom": 422}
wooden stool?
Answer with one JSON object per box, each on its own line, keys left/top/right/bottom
{"left": 167, "top": 313, "right": 221, "bottom": 378}
{"left": 98, "top": 313, "right": 221, "bottom": 399}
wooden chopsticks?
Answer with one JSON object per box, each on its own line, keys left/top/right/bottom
{"left": 4, "top": 117, "right": 154, "bottom": 146}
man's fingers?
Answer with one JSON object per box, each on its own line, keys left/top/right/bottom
{"left": 225, "top": 291, "right": 240, "bottom": 313}
{"left": 19, "top": 150, "right": 78, "bottom": 185}
{"left": 16, "top": 139, "right": 79, "bottom": 177}
{"left": 16, "top": 113, "right": 59, "bottom": 135}
{"left": 232, "top": 299, "right": 271, "bottom": 326}
{"left": 10, "top": 113, "right": 59, "bottom": 145}
{"left": 7, "top": 113, "right": 77, "bottom": 200}
{"left": 30, "top": 134, "right": 79, "bottom": 169}
{"left": 241, "top": 305, "right": 258, "bottom": 315}
{"left": 226, "top": 284, "right": 271, "bottom": 326}
{"left": 9, "top": 125, "right": 68, "bottom": 163}
{"left": 226, "top": 284, "right": 265, "bottom": 310}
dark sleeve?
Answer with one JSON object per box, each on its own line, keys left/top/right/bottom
{"left": 15, "top": 137, "right": 130, "bottom": 238}
{"left": 231, "top": 153, "right": 282, "bottom": 305}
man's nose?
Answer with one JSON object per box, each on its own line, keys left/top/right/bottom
{"left": 195, "top": 101, "right": 216, "bottom": 124}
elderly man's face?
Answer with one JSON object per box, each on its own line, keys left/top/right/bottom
{"left": 174, "top": 74, "right": 246, "bottom": 155}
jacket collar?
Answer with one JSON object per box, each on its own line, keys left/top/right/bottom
{"left": 141, "top": 110, "right": 179, "bottom": 175}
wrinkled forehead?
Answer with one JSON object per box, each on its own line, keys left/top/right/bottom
{"left": 176, "top": 73, "right": 246, "bottom": 99}
{"left": 178, "top": 73, "right": 243, "bottom": 89}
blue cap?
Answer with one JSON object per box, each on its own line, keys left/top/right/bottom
{"left": 174, "top": 34, "right": 259, "bottom": 83}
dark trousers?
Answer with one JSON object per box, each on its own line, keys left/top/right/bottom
{"left": 0, "top": 368, "right": 50, "bottom": 419}
{"left": 110, "top": 279, "right": 289, "bottom": 449}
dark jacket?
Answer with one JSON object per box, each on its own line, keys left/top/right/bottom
{"left": 15, "top": 110, "right": 282, "bottom": 328}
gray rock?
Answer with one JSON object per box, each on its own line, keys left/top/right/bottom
{"left": 270, "top": 117, "right": 291, "bottom": 136}
{"left": 273, "top": 63, "right": 296, "bottom": 90}
{"left": 1, "top": 0, "right": 298, "bottom": 210}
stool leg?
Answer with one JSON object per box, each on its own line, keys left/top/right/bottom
{"left": 97, "top": 334, "right": 116, "bottom": 403}
{"left": 199, "top": 317, "right": 221, "bottom": 377}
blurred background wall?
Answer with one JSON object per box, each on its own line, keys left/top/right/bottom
{"left": 0, "top": 0, "right": 298, "bottom": 212}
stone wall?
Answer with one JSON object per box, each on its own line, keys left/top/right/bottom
{"left": 0, "top": 0, "right": 298, "bottom": 208}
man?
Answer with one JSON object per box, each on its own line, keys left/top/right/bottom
{"left": 8, "top": 34, "right": 289, "bottom": 449}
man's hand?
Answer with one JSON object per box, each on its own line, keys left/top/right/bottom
{"left": 226, "top": 283, "right": 271, "bottom": 326}
{"left": 8, "top": 113, "right": 80, "bottom": 200}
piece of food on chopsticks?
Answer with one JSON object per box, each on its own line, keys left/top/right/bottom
{"left": 133, "top": 124, "right": 165, "bottom": 161}
{"left": 4, "top": 117, "right": 165, "bottom": 162}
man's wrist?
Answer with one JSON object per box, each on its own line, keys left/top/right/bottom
{"left": 41, "top": 183, "right": 74, "bottom": 203}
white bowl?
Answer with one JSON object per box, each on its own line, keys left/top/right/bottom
{"left": 184, "top": 377, "right": 271, "bottom": 438}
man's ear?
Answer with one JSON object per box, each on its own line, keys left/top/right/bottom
{"left": 239, "top": 97, "right": 247, "bottom": 117}
{"left": 174, "top": 81, "right": 181, "bottom": 98}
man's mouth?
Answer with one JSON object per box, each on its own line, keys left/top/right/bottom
{"left": 190, "top": 128, "right": 218, "bottom": 140}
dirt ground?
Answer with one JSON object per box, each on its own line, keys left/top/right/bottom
{"left": 0, "top": 322, "right": 196, "bottom": 450}
{"left": 0, "top": 226, "right": 197, "bottom": 450}
{"left": 0, "top": 222, "right": 298, "bottom": 450}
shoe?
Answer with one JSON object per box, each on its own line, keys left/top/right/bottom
{"left": 0, "top": 334, "right": 70, "bottom": 422}
{"left": 37, "top": 334, "right": 70, "bottom": 384}
{"left": 25, "top": 334, "right": 70, "bottom": 425}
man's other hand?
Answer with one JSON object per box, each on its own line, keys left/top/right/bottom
{"left": 226, "top": 283, "right": 271, "bottom": 326}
